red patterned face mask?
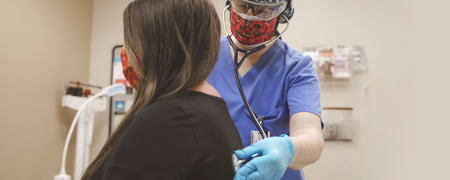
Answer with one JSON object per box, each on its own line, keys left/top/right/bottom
{"left": 120, "top": 47, "right": 140, "bottom": 89}
{"left": 230, "top": 7, "right": 278, "bottom": 46}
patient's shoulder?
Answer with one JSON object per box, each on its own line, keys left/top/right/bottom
{"left": 192, "top": 82, "right": 221, "bottom": 98}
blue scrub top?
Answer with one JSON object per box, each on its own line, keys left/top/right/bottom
{"left": 207, "top": 37, "right": 323, "bottom": 180}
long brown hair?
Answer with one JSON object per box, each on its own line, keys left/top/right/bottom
{"left": 81, "top": 0, "right": 220, "bottom": 179}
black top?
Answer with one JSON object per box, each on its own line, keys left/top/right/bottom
{"left": 92, "top": 91, "right": 243, "bottom": 180}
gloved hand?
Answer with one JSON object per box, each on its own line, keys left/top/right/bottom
{"left": 234, "top": 134, "right": 295, "bottom": 180}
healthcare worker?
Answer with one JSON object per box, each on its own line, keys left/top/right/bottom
{"left": 207, "top": 0, "right": 325, "bottom": 179}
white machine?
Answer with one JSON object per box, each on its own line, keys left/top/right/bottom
{"left": 54, "top": 84, "right": 125, "bottom": 180}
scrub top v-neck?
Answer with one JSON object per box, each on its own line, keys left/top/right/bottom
{"left": 226, "top": 43, "right": 273, "bottom": 84}
{"left": 207, "top": 36, "right": 323, "bottom": 180}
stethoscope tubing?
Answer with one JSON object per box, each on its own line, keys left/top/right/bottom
{"left": 222, "top": 5, "right": 290, "bottom": 140}
{"left": 228, "top": 35, "right": 268, "bottom": 139}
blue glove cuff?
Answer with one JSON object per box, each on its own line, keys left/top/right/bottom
{"left": 280, "top": 134, "right": 295, "bottom": 160}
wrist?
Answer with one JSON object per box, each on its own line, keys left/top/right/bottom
{"left": 280, "top": 134, "right": 295, "bottom": 161}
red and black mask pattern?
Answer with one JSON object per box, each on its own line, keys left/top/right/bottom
{"left": 230, "top": 7, "right": 277, "bottom": 45}
{"left": 120, "top": 47, "right": 140, "bottom": 89}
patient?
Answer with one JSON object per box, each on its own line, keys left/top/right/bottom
{"left": 81, "top": 0, "right": 243, "bottom": 179}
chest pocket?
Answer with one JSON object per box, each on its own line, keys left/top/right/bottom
{"left": 257, "top": 102, "right": 290, "bottom": 136}
{"left": 259, "top": 102, "right": 289, "bottom": 122}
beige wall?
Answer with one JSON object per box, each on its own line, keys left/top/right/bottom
{"left": 87, "top": 0, "right": 131, "bottom": 166}
{"left": 10, "top": 0, "right": 442, "bottom": 180}
{"left": 291, "top": 0, "right": 415, "bottom": 179}
{"left": 0, "top": 0, "right": 93, "bottom": 180}
{"left": 2, "top": 0, "right": 447, "bottom": 180}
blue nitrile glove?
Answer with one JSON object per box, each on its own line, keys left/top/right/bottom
{"left": 234, "top": 134, "right": 295, "bottom": 180}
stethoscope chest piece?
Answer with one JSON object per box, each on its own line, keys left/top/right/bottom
{"left": 232, "top": 153, "right": 247, "bottom": 174}
{"left": 232, "top": 153, "right": 261, "bottom": 174}
{"left": 232, "top": 153, "right": 240, "bottom": 173}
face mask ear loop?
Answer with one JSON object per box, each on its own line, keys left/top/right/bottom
{"left": 264, "top": 15, "right": 289, "bottom": 46}
{"left": 274, "top": 15, "right": 282, "bottom": 36}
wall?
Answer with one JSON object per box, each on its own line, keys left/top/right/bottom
{"left": 87, "top": 0, "right": 449, "bottom": 180}
{"left": 288, "top": 0, "right": 416, "bottom": 179}
{"left": 0, "top": 0, "right": 93, "bottom": 180}
{"left": 87, "top": 0, "right": 131, "bottom": 167}
{"left": 291, "top": 1, "right": 449, "bottom": 180}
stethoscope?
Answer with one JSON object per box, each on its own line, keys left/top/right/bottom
{"left": 222, "top": 5, "right": 290, "bottom": 140}
{"left": 222, "top": 5, "right": 290, "bottom": 173}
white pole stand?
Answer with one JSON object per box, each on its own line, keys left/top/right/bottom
{"left": 61, "top": 95, "right": 107, "bottom": 180}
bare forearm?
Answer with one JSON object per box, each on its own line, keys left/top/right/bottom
{"left": 288, "top": 131, "right": 324, "bottom": 170}
{"left": 288, "top": 112, "right": 325, "bottom": 170}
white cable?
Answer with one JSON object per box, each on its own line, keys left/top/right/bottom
{"left": 55, "top": 84, "right": 124, "bottom": 180}
{"left": 56, "top": 93, "right": 103, "bottom": 176}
